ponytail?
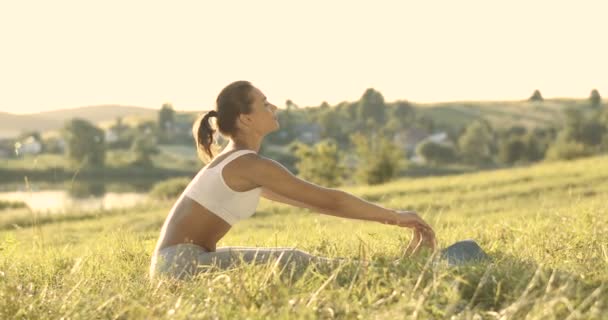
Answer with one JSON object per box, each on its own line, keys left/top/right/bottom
{"left": 192, "top": 80, "right": 255, "bottom": 163}
{"left": 193, "top": 110, "right": 218, "bottom": 162}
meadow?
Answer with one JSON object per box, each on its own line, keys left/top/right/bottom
{"left": 0, "top": 155, "right": 607, "bottom": 319}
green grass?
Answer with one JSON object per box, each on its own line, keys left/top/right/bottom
{"left": 1, "top": 156, "right": 607, "bottom": 319}
{"left": 0, "top": 200, "right": 27, "bottom": 210}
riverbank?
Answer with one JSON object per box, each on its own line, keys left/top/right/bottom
{"left": 0, "top": 165, "right": 196, "bottom": 182}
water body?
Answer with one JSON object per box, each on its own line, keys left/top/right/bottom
{"left": 0, "top": 180, "right": 157, "bottom": 213}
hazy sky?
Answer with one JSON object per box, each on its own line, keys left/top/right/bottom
{"left": 1, "top": 0, "right": 606, "bottom": 114}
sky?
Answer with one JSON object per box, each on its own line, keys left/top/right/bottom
{"left": 1, "top": 0, "right": 606, "bottom": 114}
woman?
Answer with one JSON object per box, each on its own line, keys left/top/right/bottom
{"left": 149, "top": 80, "right": 437, "bottom": 280}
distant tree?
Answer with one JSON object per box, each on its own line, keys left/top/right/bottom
{"left": 63, "top": 118, "right": 105, "bottom": 167}
{"left": 506, "top": 126, "right": 527, "bottom": 137}
{"left": 285, "top": 99, "right": 299, "bottom": 110}
{"left": 344, "top": 102, "right": 359, "bottom": 122}
{"left": 158, "top": 103, "right": 175, "bottom": 142}
{"left": 416, "top": 141, "right": 456, "bottom": 165}
{"left": 544, "top": 107, "right": 607, "bottom": 160}
{"left": 561, "top": 108, "right": 605, "bottom": 147}
{"left": 317, "top": 108, "right": 343, "bottom": 140}
{"left": 357, "top": 89, "right": 387, "bottom": 131}
{"left": 529, "top": 90, "right": 544, "bottom": 102}
{"left": 498, "top": 137, "right": 527, "bottom": 164}
{"left": 351, "top": 133, "right": 405, "bottom": 185}
{"left": 590, "top": 89, "right": 602, "bottom": 107}
{"left": 458, "top": 120, "right": 495, "bottom": 165}
{"left": 294, "top": 139, "right": 346, "bottom": 187}
{"left": 110, "top": 117, "right": 129, "bottom": 136}
{"left": 391, "top": 101, "right": 414, "bottom": 120}
{"left": 578, "top": 120, "right": 606, "bottom": 146}
{"left": 416, "top": 114, "right": 435, "bottom": 133}
{"left": 130, "top": 135, "right": 159, "bottom": 167}
{"left": 107, "top": 117, "right": 134, "bottom": 149}
{"left": 385, "top": 101, "right": 415, "bottom": 134}
{"left": 523, "top": 133, "right": 546, "bottom": 162}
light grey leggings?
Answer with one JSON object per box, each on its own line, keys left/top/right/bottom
{"left": 149, "top": 243, "right": 346, "bottom": 280}
{"left": 149, "top": 240, "right": 490, "bottom": 280}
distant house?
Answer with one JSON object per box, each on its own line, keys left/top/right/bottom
{"left": 17, "top": 136, "right": 42, "bottom": 155}
{"left": 174, "top": 120, "right": 191, "bottom": 135}
{"left": 420, "top": 132, "right": 453, "bottom": 147}
{"left": 297, "top": 123, "right": 321, "bottom": 144}
{"left": 393, "top": 127, "right": 429, "bottom": 154}
{"left": 409, "top": 131, "right": 454, "bottom": 164}
{"left": 105, "top": 128, "right": 119, "bottom": 143}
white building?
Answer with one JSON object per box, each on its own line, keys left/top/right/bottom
{"left": 17, "top": 136, "right": 42, "bottom": 155}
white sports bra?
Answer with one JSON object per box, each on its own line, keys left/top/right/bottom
{"left": 182, "top": 149, "right": 262, "bottom": 226}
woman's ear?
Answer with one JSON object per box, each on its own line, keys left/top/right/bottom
{"left": 237, "top": 113, "right": 253, "bottom": 129}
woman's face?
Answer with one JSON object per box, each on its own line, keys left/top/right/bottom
{"left": 241, "top": 86, "right": 279, "bottom": 135}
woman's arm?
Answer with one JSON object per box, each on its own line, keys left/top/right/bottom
{"left": 261, "top": 187, "right": 386, "bottom": 221}
{"left": 248, "top": 156, "right": 436, "bottom": 247}
{"left": 261, "top": 187, "right": 323, "bottom": 211}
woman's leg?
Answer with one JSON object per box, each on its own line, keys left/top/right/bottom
{"left": 151, "top": 244, "right": 362, "bottom": 280}
{"left": 197, "top": 246, "right": 347, "bottom": 271}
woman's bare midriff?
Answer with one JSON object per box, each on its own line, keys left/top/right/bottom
{"left": 156, "top": 196, "right": 232, "bottom": 252}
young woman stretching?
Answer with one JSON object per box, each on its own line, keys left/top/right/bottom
{"left": 149, "top": 81, "right": 437, "bottom": 280}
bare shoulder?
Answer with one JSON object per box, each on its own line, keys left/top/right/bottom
{"left": 242, "top": 153, "right": 343, "bottom": 211}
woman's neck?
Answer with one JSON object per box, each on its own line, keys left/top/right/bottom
{"left": 226, "top": 138, "right": 261, "bottom": 153}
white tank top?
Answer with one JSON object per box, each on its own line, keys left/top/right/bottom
{"left": 182, "top": 149, "right": 262, "bottom": 225}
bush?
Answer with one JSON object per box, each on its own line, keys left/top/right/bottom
{"left": 545, "top": 141, "right": 593, "bottom": 161}
{"left": 294, "top": 139, "right": 346, "bottom": 187}
{"left": 149, "top": 177, "right": 191, "bottom": 200}
{"left": 416, "top": 141, "right": 456, "bottom": 165}
{"left": 0, "top": 200, "right": 28, "bottom": 210}
{"left": 351, "top": 133, "right": 405, "bottom": 185}
{"left": 458, "top": 120, "right": 495, "bottom": 165}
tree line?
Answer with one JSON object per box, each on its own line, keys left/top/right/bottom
{"left": 8, "top": 88, "right": 606, "bottom": 187}
{"left": 268, "top": 89, "right": 607, "bottom": 186}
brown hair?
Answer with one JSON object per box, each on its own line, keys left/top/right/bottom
{"left": 192, "top": 80, "right": 255, "bottom": 162}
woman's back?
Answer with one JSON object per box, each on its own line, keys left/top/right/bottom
{"left": 152, "top": 149, "right": 261, "bottom": 253}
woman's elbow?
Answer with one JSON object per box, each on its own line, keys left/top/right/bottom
{"left": 326, "top": 189, "right": 346, "bottom": 212}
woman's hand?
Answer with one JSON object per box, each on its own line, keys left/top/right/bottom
{"left": 395, "top": 210, "right": 437, "bottom": 254}
{"left": 404, "top": 228, "right": 436, "bottom": 256}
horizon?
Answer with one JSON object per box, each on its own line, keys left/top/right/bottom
{"left": 1, "top": 0, "right": 606, "bottom": 115}
{"left": 3, "top": 94, "right": 603, "bottom": 116}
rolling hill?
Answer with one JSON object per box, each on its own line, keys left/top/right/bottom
{"left": 1, "top": 98, "right": 600, "bottom": 139}
{"left": 414, "top": 98, "right": 596, "bottom": 132}
{"left": 0, "top": 105, "right": 158, "bottom": 138}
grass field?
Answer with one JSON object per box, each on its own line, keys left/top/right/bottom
{"left": 1, "top": 155, "right": 607, "bottom": 319}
